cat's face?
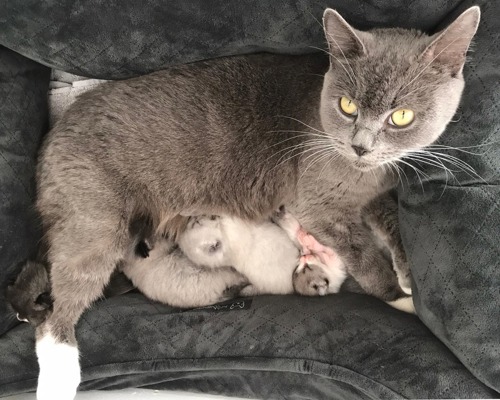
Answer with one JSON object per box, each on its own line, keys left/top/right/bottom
{"left": 319, "top": 7, "right": 480, "bottom": 171}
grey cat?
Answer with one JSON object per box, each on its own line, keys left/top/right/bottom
{"left": 33, "top": 7, "right": 480, "bottom": 400}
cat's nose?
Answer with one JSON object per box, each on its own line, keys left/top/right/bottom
{"left": 351, "top": 145, "right": 370, "bottom": 157}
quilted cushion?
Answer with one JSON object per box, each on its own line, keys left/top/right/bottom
{"left": 0, "top": 46, "right": 50, "bottom": 336}
{"left": 398, "top": 0, "right": 500, "bottom": 392}
{"left": 1, "top": 293, "right": 498, "bottom": 399}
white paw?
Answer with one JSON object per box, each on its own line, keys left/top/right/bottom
{"left": 36, "top": 333, "right": 80, "bottom": 400}
{"left": 387, "top": 296, "right": 416, "bottom": 314}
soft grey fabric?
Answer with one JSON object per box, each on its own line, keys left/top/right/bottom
{"left": 0, "top": 47, "right": 50, "bottom": 336}
{"left": 0, "top": 0, "right": 460, "bottom": 80}
{"left": 0, "top": 0, "right": 499, "bottom": 398}
{"left": 1, "top": 293, "right": 498, "bottom": 399}
{"left": 398, "top": 0, "right": 500, "bottom": 392}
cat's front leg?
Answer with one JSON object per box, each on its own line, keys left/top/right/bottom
{"left": 323, "top": 221, "right": 415, "bottom": 314}
{"left": 362, "top": 191, "right": 412, "bottom": 294}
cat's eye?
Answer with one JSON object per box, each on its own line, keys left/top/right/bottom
{"left": 339, "top": 96, "right": 358, "bottom": 117}
{"left": 389, "top": 109, "right": 414, "bottom": 127}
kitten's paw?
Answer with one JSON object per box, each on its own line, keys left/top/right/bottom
{"left": 239, "top": 284, "right": 258, "bottom": 297}
{"left": 220, "top": 272, "right": 250, "bottom": 301}
{"left": 293, "top": 256, "right": 330, "bottom": 296}
{"left": 36, "top": 333, "right": 80, "bottom": 400}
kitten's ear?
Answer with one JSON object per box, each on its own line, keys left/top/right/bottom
{"left": 323, "top": 9, "right": 366, "bottom": 60}
{"left": 422, "top": 6, "right": 480, "bottom": 76}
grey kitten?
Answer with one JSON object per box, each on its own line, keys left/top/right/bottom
{"left": 6, "top": 261, "right": 53, "bottom": 327}
{"left": 33, "top": 7, "right": 480, "bottom": 400}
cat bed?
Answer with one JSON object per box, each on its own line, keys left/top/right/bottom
{"left": 0, "top": 0, "right": 499, "bottom": 398}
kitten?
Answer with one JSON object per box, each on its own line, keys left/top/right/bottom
{"left": 121, "top": 212, "right": 346, "bottom": 307}
{"left": 6, "top": 261, "right": 53, "bottom": 327}
{"left": 33, "top": 7, "right": 480, "bottom": 400}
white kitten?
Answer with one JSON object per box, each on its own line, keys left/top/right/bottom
{"left": 121, "top": 212, "right": 347, "bottom": 307}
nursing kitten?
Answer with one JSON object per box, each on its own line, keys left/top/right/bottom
{"left": 6, "top": 261, "right": 52, "bottom": 327}
{"left": 33, "top": 7, "right": 480, "bottom": 400}
{"left": 121, "top": 213, "right": 346, "bottom": 307}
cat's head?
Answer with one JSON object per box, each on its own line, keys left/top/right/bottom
{"left": 319, "top": 7, "right": 480, "bottom": 171}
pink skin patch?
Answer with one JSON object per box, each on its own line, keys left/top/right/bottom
{"left": 296, "top": 227, "right": 337, "bottom": 269}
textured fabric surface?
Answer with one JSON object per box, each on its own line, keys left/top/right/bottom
{"left": 0, "top": 0, "right": 465, "bottom": 80}
{"left": 398, "top": 0, "right": 500, "bottom": 392}
{"left": 0, "top": 0, "right": 499, "bottom": 398}
{"left": 0, "top": 47, "right": 50, "bottom": 336}
{"left": 1, "top": 293, "right": 498, "bottom": 399}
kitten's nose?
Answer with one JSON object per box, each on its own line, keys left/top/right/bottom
{"left": 351, "top": 145, "right": 370, "bottom": 157}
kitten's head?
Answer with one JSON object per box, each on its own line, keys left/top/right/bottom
{"left": 6, "top": 261, "right": 53, "bottom": 327}
{"left": 319, "top": 7, "right": 480, "bottom": 170}
{"left": 178, "top": 215, "right": 229, "bottom": 267}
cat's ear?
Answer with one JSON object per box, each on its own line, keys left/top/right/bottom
{"left": 421, "top": 6, "right": 480, "bottom": 76}
{"left": 323, "top": 9, "right": 366, "bottom": 60}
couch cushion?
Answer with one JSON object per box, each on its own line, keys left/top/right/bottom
{"left": 1, "top": 293, "right": 497, "bottom": 399}
{"left": 398, "top": 0, "right": 500, "bottom": 392}
{"left": 0, "top": 47, "right": 50, "bottom": 336}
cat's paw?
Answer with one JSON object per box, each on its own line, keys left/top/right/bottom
{"left": 36, "top": 333, "right": 80, "bottom": 400}
{"left": 293, "top": 255, "right": 330, "bottom": 296}
{"left": 387, "top": 296, "right": 416, "bottom": 314}
{"left": 392, "top": 252, "right": 412, "bottom": 295}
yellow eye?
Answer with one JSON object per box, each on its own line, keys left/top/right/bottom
{"left": 389, "top": 109, "right": 415, "bottom": 127}
{"left": 339, "top": 96, "right": 358, "bottom": 116}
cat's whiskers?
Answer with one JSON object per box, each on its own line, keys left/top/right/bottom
{"left": 396, "top": 158, "right": 428, "bottom": 192}
{"left": 299, "top": 146, "right": 338, "bottom": 183}
{"left": 409, "top": 149, "right": 486, "bottom": 183}
{"left": 277, "top": 115, "right": 332, "bottom": 136}
{"left": 305, "top": 10, "right": 357, "bottom": 84}
{"left": 397, "top": 82, "right": 440, "bottom": 102}
{"left": 405, "top": 154, "right": 457, "bottom": 187}
{"left": 308, "top": 45, "right": 356, "bottom": 85}
{"left": 426, "top": 141, "right": 497, "bottom": 155}
{"left": 270, "top": 140, "right": 335, "bottom": 172}
{"left": 268, "top": 141, "right": 323, "bottom": 167}
{"left": 316, "top": 151, "right": 341, "bottom": 185}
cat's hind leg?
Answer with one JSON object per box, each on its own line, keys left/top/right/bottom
{"left": 35, "top": 218, "right": 126, "bottom": 400}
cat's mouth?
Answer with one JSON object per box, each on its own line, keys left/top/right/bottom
{"left": 353, "top": 160, "right": 375, "bottom": 171}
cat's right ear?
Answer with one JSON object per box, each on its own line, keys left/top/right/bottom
{"left": 322, "top": 9, "right": 366, "bottom": 60}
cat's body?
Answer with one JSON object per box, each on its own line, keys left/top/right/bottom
{"left": 33, "top": 8, "right": 480, "bottom": 400}
{"left": 121, "top": 213, "right": 346, "bottom": 307}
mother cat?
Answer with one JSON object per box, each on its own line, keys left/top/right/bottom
{"left": 35, "top": 7, "right": 479, "bottom": 400}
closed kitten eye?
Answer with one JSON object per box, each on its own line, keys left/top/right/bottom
{"left": 339, "top": 96, "right": 358, "bottom": 117}
{"left": 208, "top": 241, "right": 221, "bottom": 253}
{"left": 388, "top": 109, "right": 414, "bottom": 127}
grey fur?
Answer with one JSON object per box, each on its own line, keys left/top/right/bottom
{"left": 34, "top": 4, "right": 479, "bottom": 369}
{"left": 6, "top": 261, "right": 52, "bottom": 327}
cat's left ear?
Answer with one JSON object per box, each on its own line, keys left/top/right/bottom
{"left": 422, "top": 6, "right": 481, "bottom": 76}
